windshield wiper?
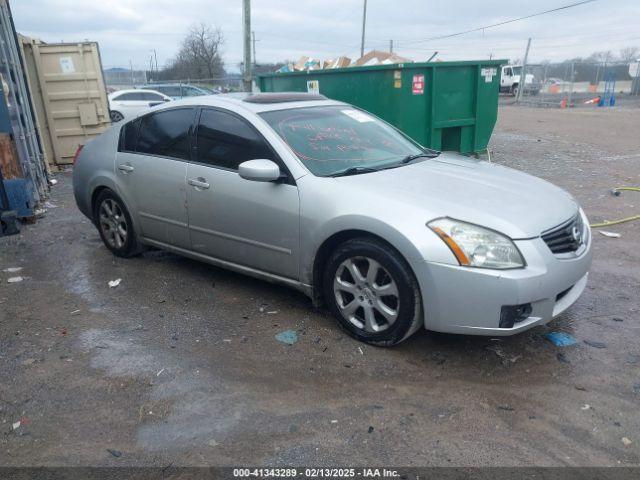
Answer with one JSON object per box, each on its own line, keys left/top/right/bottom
{"left": 328, "top": 151, "right": 441, "bottom": 177}
{"left": 400, "top": 151, "right": 441, "bottom": 164}
{"left": 328, "top": 166, "right": 380, "bottom": 177}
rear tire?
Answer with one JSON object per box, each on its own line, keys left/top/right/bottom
{"left": 93, "top": 189, "right": 143, "bottom": 258}
{"left": 322, "top": 237, "right": 422, "bottom": 346}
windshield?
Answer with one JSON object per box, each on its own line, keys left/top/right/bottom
{"left": 512, "top": 66, "right": 522, "bottom": 75}
{"left": 260, "top": 105, "right": 429, "bottom": 177}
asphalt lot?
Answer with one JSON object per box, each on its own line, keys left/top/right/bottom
{"left": 1, "top": 105, "right": 639, "bottom": 467}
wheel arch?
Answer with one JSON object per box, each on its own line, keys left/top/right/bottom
{"left": 310, "top": 228, "right": 422, "bottom": 307}
{"left": 88, "top": 179, "right": 137, "bottom": 232}
{"left": 90, "top": 185, "right": 110, "bottom": 216}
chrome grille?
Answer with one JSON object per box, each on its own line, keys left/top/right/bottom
{"left": 541, "top": 214, "right": 585, "bottom": 254}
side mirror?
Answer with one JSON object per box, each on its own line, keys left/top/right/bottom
{"left": 238, "top": 159, "right": 282, "bottom": 182}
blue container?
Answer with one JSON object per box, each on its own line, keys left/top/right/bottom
{"left": 3, "top": 178, "right": 35, "bottom": 217}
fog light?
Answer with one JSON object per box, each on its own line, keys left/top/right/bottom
{"left": 499, "top": 303, "right": 532, "bottom": 328}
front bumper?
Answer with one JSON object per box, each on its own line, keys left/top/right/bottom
{"left": 414, "top": 232, "right": 592, "bottom": 336}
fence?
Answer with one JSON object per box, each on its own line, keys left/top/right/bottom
{"left": 103, "top": 69, "right": 244, "bottom": 93}
{"left": 509, "top": 60, "right": 640, "bottom": 107}
{"left": 103, "top": 68, "right": 148, "bottom": 91}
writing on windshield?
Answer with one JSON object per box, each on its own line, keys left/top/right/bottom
{"left": 261, "top": 106, "right": 422, "bottom": 176}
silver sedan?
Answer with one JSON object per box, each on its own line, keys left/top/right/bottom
{"left": 73, "top": 92, "right": 591, "bottom": 346}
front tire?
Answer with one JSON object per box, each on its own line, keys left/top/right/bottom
{"left": 93, "top": 189, "right": 143, "bottom": 258}
{"left": 110, "top": 110, "right": 124, "bottom": 123}
{"left": 323, "top": 238, "right": 422, "bottom": 346}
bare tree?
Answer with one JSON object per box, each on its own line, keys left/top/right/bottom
{"left": 619, "top": 46, "right": 640, "bottom": 63}
{"left": 165, "top": 23, "right": 225, "bottom": 80}
{"left": 586, "top": 50, "right": 613, "bottom": 64}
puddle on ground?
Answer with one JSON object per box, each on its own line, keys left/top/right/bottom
{"left": 78, "top": 328, "right": 251, "bottom": 451}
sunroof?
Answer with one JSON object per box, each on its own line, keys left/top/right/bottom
{"left": 243, "top": 92, "right": 328, "bottom": 104}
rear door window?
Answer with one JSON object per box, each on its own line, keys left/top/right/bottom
{"left": 196, "top": 109, "right": 275, "bottom": 170}
{"left": 136, "top": 108, "right": 195, "bottom": 160}
{"left": 120, "top": 118, "right": 141, "bottom": 152}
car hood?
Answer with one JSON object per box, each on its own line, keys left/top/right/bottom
{"left": 333, "top": 153, "right": 578, "bottom": 239}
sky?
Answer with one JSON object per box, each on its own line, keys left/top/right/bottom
{"left": 11, "top": 0, "right": 640, "bottom": 73}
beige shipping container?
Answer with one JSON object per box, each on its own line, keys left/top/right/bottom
{"left": 19, "top": 36, "right": 110, "bottom": 169}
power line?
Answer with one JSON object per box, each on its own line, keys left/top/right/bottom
{"left": 397, "top": 32, "right": 640, "bottom": 54}
{"left": 392, "top": 0, "right": 598, "bottom": 47}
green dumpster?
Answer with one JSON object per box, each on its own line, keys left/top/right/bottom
{"left": 258, "top": 60, "right": 506, "bottom": 154}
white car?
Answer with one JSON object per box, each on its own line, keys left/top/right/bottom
{"left": 108, "top": 89, "right": 171, "bottom": 123}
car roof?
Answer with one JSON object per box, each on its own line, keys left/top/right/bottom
{"left": 143, "top": 83, "right": 202, "bottom": 88}
{"left": 155, "top": 92, "right": 345, "bottom": 113}
{"left": 111, "top": 89, "right": 143, "bottom": 95}
{"left": 111, "top": 88, "right": 165, "bottom": 95}
{"left": 110, "top": 88, "right": 169, "bottom": 99}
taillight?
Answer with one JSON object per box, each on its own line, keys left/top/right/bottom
{"left": 73, "top": 144, "right": 84, "bottom": 166}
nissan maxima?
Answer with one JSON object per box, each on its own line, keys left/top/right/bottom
{"left": 73, "top": 92, "right": 591, "bottom": 346}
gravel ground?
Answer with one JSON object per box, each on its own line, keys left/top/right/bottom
{"left": 0, "top": 105, "right": 639, "bottom": 468}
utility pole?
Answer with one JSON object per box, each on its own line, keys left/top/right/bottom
{"left": 568, "top": 61, "right": 575, "bottom": 106}
{"left": 243, "top": 0, "right": 252, "bottom": 91}
{"left": 389, "top": 39, "right": 393, "bottom": 54}
{"left": 360, "top": 0, "right": 367, "bottom": 58}
{"left": 516, "top": 37, "right": 531, "bottom": 103}
{"left": 153, "top": 49, "right": 158, "bottom": 73}
{"left": 129, "top": 60, "right": 134, "bottom": 86}
{"left": 252, "top": 30, "right": 257, "bottom": 67}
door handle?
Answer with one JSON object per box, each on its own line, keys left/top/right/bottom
{"left": 118, "top": 163, "right": 134, "bottom": 173}
{"left": 188, "top": 177, "right": 210, "bottom": 190}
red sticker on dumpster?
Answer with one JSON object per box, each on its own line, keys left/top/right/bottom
{"left": 412, "top": 74, "right": 424, "bottom": 95}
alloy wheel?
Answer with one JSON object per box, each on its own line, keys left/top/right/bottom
{"left": 98, "top": 198, "right": 128, "bottom": 249}
{"left": 333, "top": 256, "right": 400, "bottom": 333}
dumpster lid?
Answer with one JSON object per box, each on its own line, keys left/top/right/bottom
{"left": 243, "top": 92, "right": 327, "bottom": 104}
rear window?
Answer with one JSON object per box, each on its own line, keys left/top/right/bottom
{"left": 154, "top": 85, "right": 181, "bottom": 97}
{"left": 114, "top": 92, "right": 146, "bottom": 101}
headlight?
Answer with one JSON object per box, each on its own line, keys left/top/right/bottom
{"left": 428, "top": 218, "right": 524, "bottom": 269}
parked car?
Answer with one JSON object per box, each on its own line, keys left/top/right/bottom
{"left": 139, "top": 83, "right": 216, "bottom": 100}
{"left": 108, "top": 89, "right": 171, "bottom": 123}
{"left": 73, "top": 92, "right": 591, "bottom": 346}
